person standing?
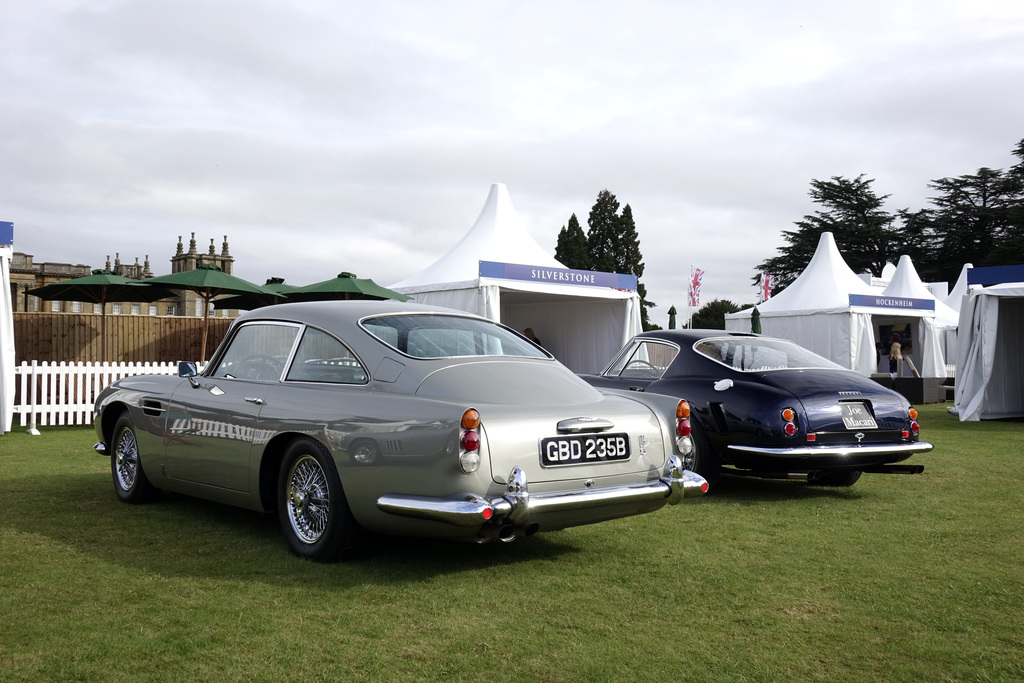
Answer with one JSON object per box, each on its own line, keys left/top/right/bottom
{"left": 888, "top": 334, "right": 903, "bottom": 378}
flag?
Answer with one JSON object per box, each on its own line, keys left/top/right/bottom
{"left": 688, "top": 266, "right": 705, "bottom": 307}
{"left": 759, "top": 272, "right": 775, "bottom": 303}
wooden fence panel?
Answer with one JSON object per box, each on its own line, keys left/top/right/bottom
{"left": 13, "top": 313, "right": 233, "bottom": 364}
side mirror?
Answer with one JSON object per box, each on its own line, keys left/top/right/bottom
{"left": 179, "top": 361, "right": 200, "bottom": 388}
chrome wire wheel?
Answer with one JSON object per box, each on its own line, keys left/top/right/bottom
{"left": 285, "top": 454, "right": 331, "bottom": 544}
{"left": 114, "top": 427, "right": 139, "bottom": 491}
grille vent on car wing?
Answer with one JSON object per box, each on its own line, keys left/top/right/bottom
{"left": 141, "top": 400, "right": 165, "bottom": 418}
{"left": 708, "top": 402, "right": 729, "bottom": 433}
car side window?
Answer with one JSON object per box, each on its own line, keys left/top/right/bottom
{"left": 286, "top": 327, "right": 368, "bottom": 384}
{"left": 606, "top": 340, "right": 678, "bottom": 379}
{"left": 211, "top": 323, "right": 300, "bottom": 381}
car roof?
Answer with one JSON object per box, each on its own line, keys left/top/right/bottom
{"left": 635, "top": 329, "right": 762, "bottom": 345}
{"left": 235, "top": 299, "right": 479, "bottom": 331}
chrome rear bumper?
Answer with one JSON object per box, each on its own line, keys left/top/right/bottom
{"left": 376, "top": 455, "right": 707, "bottom": 532}
{"left": 727, "top": 441, "right": 933, "bottom": 458}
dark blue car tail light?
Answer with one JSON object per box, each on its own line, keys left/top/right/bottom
{"left": 782, "top": 407, "right": 798, "bottom": 437}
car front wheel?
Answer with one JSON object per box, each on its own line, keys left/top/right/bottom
{"left": 278, "top": 437, "right": 362, "bottom": 562}
{"left": 111, "top": 411, "right": 160, "bottom": 504}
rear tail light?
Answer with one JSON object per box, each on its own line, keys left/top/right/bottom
{"left": 459, "top": 408, "right": 481, "bottom": 473}
{"left": 782, "top": 407, "right": 798, "bottom": 437}
{"left": 908, "top": 408, "right": 918, "bottom": 420}
{"left": 675, "top": 400, "right": 694, "bottom": 453}
{"left": 910, "top": 421, "right": 920, "bottom": 435}
{"left": 676, "top": 400, "right": 692, "bottom": 435}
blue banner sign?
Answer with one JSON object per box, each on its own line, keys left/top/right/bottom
{"left": 849, "top": 294, "right": 935, "bottom": 311}
{"left": 479, "top": 260, "right": 638, "bottom": 291}
{"left": 0, "top": 221, "right": 12, "bottom": 245}
{"left": 966, "top": 264, "right": 1024, "bottom": 286}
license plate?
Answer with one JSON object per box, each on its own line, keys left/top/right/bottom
{"left": 540, "top": 433, "right": 631, "bottom": 467}
{"left": 841, "top": 402, "right": 878, "bottom": 429}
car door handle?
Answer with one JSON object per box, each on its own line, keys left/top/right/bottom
{"left": 244, "top": 397, "right": 265, "bottom": 405}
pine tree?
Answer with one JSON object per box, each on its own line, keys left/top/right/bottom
{"left": 756, "top": 175, "right": 898, "bottom": 290}
{"left": 586, "top": 189, "right": 621, "bottom": 273}
{"left": 554, "top": 214, "right": 590, "bottom": 269}
{"left": 582, "top": 190, "right": 656, "bottom": 329}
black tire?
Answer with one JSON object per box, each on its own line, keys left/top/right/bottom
{"left": 815, "top": 470, "right": 862, "bottom": 487}
{"left": 277, "top": 437, "right": 362, "bottom": 562}
{"left": 111, "top": 411, "right": 160, "bottom": 504}
{"left": 688, "top": 418, "right": 721, "bottom": 491}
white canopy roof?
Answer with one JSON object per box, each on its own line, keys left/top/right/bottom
{"left": 737, "top": 232, "right": 877, "bottom": 316}
{"left": 391, "top": 183, "right": 563, "bottom": 291}
{"left": 944, "top": 263, "right": 974, "bottom": 313}
{"left": 882, "top": 255, "right": 959, "bottom": 328}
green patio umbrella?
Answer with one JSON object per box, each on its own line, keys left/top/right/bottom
{"left": 27, "top": 269, "right": 176, "bottom": 361}
{"left": 144, "top": 264, "right": 284, "bottom": 361}
{"left": 212, "top": 277, "right": 301, "bottom": 311}
{"left": 751, "top": 307, "right": 762, "bottom": 334}
{"left": 668, "top": 305, "right": 677, "bottom": 330}
{"left": 288, "top": 272, "right": 411, "bottom": 303}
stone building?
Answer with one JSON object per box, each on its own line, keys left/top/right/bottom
{"left": 11, "top": 233, "right": 238, "bottom": 318}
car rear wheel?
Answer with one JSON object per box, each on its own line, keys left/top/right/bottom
{"left": 815, "top": 470, "right": 862, "bottom": 487}
{"left": 689, "top": 419, "right": 721, "bottom": 491}
{"left": 111, "top": 411, "right": 160, "bottom": 504}
{"left": 278, "top": 437, "right": 362, "bottom": 562}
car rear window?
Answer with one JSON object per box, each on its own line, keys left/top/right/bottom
{"left": 361, "top": 314, "right": 549, "bottom": 359}
{"left": 695, "top": 337, "right": 843, "bottom": 371}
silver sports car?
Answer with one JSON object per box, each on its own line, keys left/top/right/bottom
{"left": 94, "top": 300, "right": 706, "bottom": 561}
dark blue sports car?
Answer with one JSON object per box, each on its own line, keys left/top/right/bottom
{"left": 581, "top": 330, "right": 933, "bottom": 490}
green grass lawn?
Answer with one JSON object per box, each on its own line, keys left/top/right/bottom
{"left": 2, "top": 404, "right": 1022, "bottom": 682}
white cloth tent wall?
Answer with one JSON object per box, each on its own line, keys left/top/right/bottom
{"left": 390, "top": 184, "right": 642, "bottom": 374}
{"left": 1, "top": 238, "right": 15, "bottom": 434}
{"left": 725, "top": 233, "right": 946, "bottom": 377}
{"left": 954, "top": 282, "right": 1024, "bottom": 421}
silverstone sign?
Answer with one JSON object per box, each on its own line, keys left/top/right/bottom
{"left": 479, "top": 260, "right": 637, "bottom": 291}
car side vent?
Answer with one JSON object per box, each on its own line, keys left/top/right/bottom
{"left": 383, "top": 440, "right": 402, "bottom": 454}
{"left": 141, "top": 400, "right": 166, "bottom": 418}
{"left": 708, "top": 402, "right": 729, "bottom": 433}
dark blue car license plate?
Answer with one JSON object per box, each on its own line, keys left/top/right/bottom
{"left": 540, "top": 433, "right": 631, "bottom": 467}
{"left": 841, "top": 402, "right": 878, "bottom": 429}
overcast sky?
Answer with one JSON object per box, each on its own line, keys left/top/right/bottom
{"left": 3, "top": 0, "right": 1022, "bottom": 325}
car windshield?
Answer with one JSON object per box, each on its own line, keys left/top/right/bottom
{"left": 694, "top": 337, "right": 844, "bottom": 372}
{"left": 361, "top": 314, "right": 549, "bottom": 359}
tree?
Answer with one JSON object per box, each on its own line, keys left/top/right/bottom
{"left": 586, "top": 189, "right": 621, "bottom": 273}
{"left": 756, "top": 175, "right": 899, "bottom": 291}
{"left": 581, "top": 190, "right": 656, "bottom": 329}
{"left": 688, "top": 299, "right": 742, "bottom": 330}
{"left": 554, "top": 214, "right": 590, "bottom": 270}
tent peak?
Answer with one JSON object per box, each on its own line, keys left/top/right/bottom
{"left": 390, "top": 184, "right": 564, "bottom": 289}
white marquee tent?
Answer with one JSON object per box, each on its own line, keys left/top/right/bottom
{"left": 954, "top": 282, "right": 1024, "bottom": 421}
{"left": 390, "top": 184, "right": 641, "bottom": 374}
{"left": 1, "top": 222, "right": 15, "bottom": 434}
{"left": 725, "top": 232, "right": 946, "bottom": 377}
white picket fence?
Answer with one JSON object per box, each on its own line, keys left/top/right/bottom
{"left": 12, "top": 360, "right": 199, "bottom": 433}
